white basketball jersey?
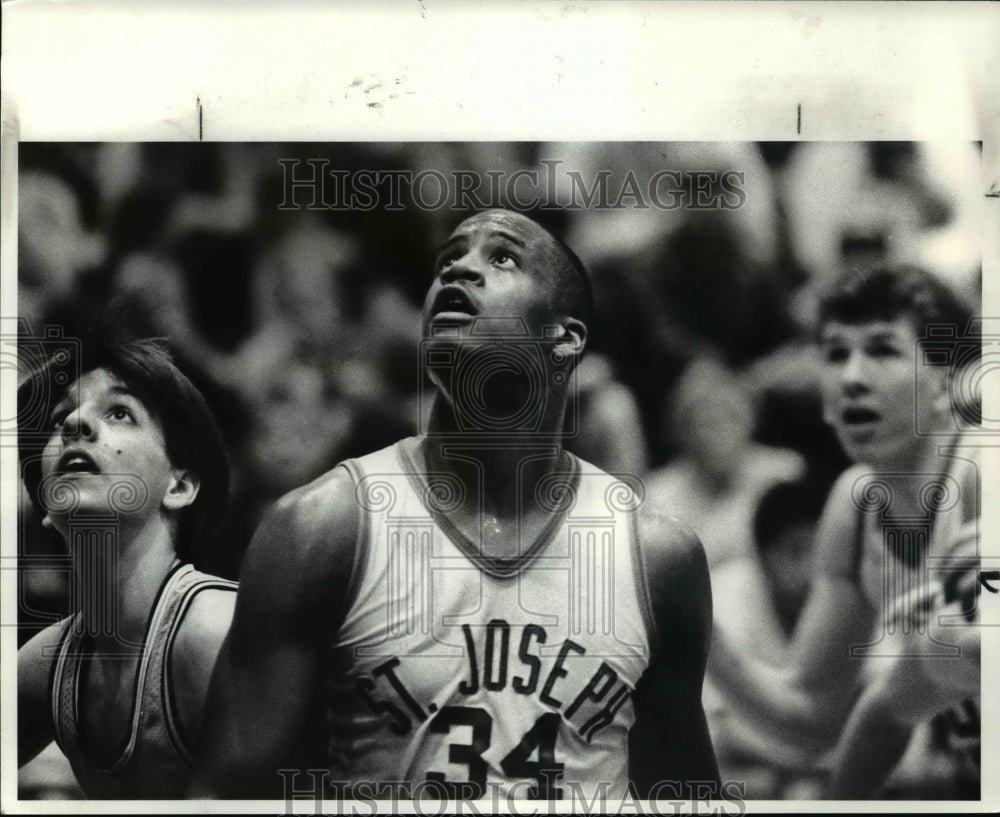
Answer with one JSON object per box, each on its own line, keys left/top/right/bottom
{"left": 325, "top": 439, "right": 653, "bottom": 800}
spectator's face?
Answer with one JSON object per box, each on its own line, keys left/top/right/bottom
{"left": 423, "top": 211, "right": 557, "bottom": 340}
{"left": 39, "top": 369, "right": 190, "bottom": 537}
{"left": 819, "top": 317, "right": 947, "bottom": 465}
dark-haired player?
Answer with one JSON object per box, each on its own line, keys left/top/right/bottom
{"left": 711, "top": 264, "right": 981, "bottom": 798}
{"left": 195, "top": 210, "right": 718, "bottom": 800}
{"left": 17, "top": 336, "right": 237, "bottom": 798}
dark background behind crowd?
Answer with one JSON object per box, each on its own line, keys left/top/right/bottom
{"left": 16, "top": 141, "right": 982, "bottom": 799}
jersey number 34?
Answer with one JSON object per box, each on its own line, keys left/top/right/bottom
{"left": 425, "top": 706, "right": 563, "bottom": 799}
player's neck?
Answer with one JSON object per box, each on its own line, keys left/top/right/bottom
{"left": 416, "top": 431, "right": 568, "bottom": 521}
{"left": 426, "top": 389, "right": 568, "bottom": 441}
{"left": 69, "top": 516, "right": 179, "bottom": 654}
{"left": 862, "top": 430, "right": 959, "bottom": 518}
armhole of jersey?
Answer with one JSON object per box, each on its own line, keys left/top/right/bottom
{"left": 627, "top": 509, "right": 659, "bottom": 654}
{"left": 336, "top": 459, "right": 370, "bottom": 626}
{"left": 48, "top": 616, "right": 77, "bottom": 756}
{"left": 162, "top": 578, "right": 239, "bottom": 766}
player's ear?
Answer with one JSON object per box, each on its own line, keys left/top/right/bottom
{"left": 555, "top": 317, "right": 587, "bottom": 364}
{"left": 162, "top": 468, "right": 201, "bottom": 512}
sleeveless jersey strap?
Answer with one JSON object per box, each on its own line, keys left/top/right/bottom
{"left": 161, "top": 570, "right": 239, "bottom": 765}
{"left": 49, "top": 615, "right": 82, "bottom": 758}
{"left": 335, "top": 458, "right": 374, "bottom": 626}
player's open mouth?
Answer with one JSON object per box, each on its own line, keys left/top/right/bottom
{"left": 56, "top": 451, "right": 100, "bottom": 476}
{"left": 841, "top": 406, "right": 881, "bottom": 426}
{"left": 431, "top": 286, "right": 479, "bottom": 320}
{"left": 840, "top": 406, "right": 882, "bottom": 444}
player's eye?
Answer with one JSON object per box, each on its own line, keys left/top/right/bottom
{"left": 438, "top": 250, "right": 462, "bottom": 270}
{"left": 108, "top": 405, "right": 136, "bottom": 423}
{"left": 49, "top": 409, "right": 68, "bottom": 430}
{"left": 823, "top": 346, "right": 848, "bottom": 364}
{"left": 492, "top": 250, "right": 517, "bottom": 266}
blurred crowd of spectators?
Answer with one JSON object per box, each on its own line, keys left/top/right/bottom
{"left": 16, "top": 141, "right": 982, "bottom": 798}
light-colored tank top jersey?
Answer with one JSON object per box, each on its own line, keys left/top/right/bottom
{"left": 49, "top": 563, "right": 237, "bottom": 799}
{"left": 326, "top": 439, "right": 655, "bottom": 800}
{"left": 848, "top": 444, "right": 981, "bottom": 794}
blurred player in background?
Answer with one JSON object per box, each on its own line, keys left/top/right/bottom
{"left": 194, "top": 210, "right": 718, "bottom": 800}
{"left": 826, "top": 526, "right": 982, "bottom": 798}
{"left": 17, "top": 335, "right": 237, "bottom": 798}
{"left": 710, "top": 264, "right": 981, "bottom": 798}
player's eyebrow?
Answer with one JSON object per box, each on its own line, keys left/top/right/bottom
{"left": 107, "top": 385, "right": 149, "bottom": 412}
{"left": 48, "top": 384, "right": 140, "bottom": 418}
{"left": 436, "top": 235, "right": 466, "bottom": 258}
{"left": 436, "top": 227, "right": 528, "bottom": 267}
{"left": 866, "top": 331, "right": 902, "bottom": 343}
{"left": 491, "top": 230, "right": 526, "bottom": 248}
{"left": 49, "top": 395, "right": 72, "bottom": 417}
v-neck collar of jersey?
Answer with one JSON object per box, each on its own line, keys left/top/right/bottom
{"left": 395, "top": 437, "right": 581, "bottom": 580}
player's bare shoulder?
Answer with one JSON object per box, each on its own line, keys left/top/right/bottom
{"left": 19, "top": 618, "right": 72, "bottom": 696}
{"left": 256, "top": 466, "right": 358, "bottom": 569}
{"left": 239, "top": 465, "right": 361, "bottom": 624}
{"left": 811, "top": 463, "right": 870, "bottom": 575}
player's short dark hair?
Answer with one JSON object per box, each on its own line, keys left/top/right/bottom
{"left": 18, "top": 334, "right": 229, "bottom": 566}
{"left": 817, "top": 264, "right": 973, "bottom": 340}
{"left": 546, "top": 232, "right": 594, "bottom": 332}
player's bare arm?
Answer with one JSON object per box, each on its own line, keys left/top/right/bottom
{"left": 827, "top": 603, "right": 980, "bottom": 800}
{"left": 629, "top": 507, "right": 719, "bottom": 794}
{"left": 192, "top": 468, "right": 359, "bottom": 798}
{"left": 707, "top": 467, "right": 874, "bottom": 750}
{"left": 17, "top": 621, "right": 66, "bottom": 766}
{"left": 782, "top": 467, "right": 874, "bottom": 704}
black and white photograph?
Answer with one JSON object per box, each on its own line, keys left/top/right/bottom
{"left": 2, "top": 3, "right": 998, "bottom": 814}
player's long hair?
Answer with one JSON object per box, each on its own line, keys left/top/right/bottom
{"left": 18, "top": 332, "right": 229, "bottom": 567}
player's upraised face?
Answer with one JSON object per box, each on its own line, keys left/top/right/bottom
{"left": 819, "top": 317, "right": 946, "bottom": 465}
{"left": 423, "top": 210, "right": 559, "bottom": 338}
{"left": 38, "top": 368, "right": 192, "bottom": 537}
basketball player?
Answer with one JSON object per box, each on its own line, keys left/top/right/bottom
{"left": 194, "top": 210, "right": 718, "bottom": 800}
{"left": 826, "top": 548, "right": 982, "bottom": 798}
{"left": 17, "top": 336, "right": 237, "bottom": 798}
{"left": 709, "top": 265, "right": 981, "bottom": 797}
